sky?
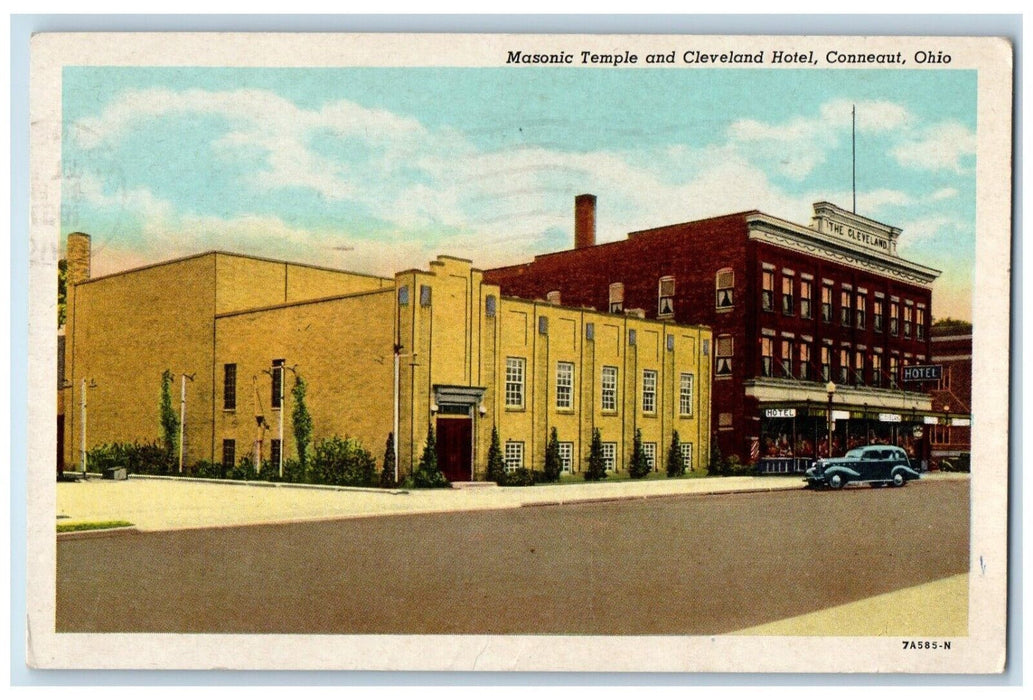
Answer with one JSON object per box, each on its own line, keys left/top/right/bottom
{"left": 61, "top": 66, "right": 977, "bottom": 321}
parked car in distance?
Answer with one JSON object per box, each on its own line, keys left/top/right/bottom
{"left": 804, "top": 445, "right": 921, "bottom": 489}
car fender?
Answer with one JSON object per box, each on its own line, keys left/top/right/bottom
{"left": 824, "top": 465, "right": 860, "bottom": 480}
{"left": 891, "top": 464, "right": 921, "bottom": 481}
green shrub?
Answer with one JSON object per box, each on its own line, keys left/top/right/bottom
{"left": 291, "top": 375, "right": 313, "bottom": 467}
{"left": 629, "top": 428, "right": 650, "bottom": 479}
{"left": 232, "top": 456, "right": 259, "bottom": 481}
{"left": 410, "top": 424, "right": 450, "bottom": 488}
{"left": 666, "top": 431, "right": 685, "bottom": 478}
{"left": 309, "top": 436, "right": 377, "bottom": 487}
{"left": 86, "top": 441, "right": 173, "bottom": 475}
{"left": 380, "top": 433, "right": 397, "bottom": 488}
{"left": 282, "top": 458, "right": 306, "bottom": 484}
{"left": 191, "top": 459, "right": 223, "bottom": 479}
{"left": 584, "top": 428, "right": 608, "bottom": 481}
{"left": 724, "top": 455, "right": 755, "bottom": 476}
{"left": 543, "top": 427, "right": 563, "bottom": 483}
{"left": 486, "top": 426, "right": 506, "bottom": 484}
{"left": 503, "top": 467, "right": 536, "bottom": 487}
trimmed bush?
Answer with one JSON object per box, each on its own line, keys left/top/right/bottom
{"left": 191, "top": 460, "right": 223, "bottom": 479}
{"left": 486, "top": 426, "right": 506, "bottom": 485}
{"left": 584, "top": 428, "right": 608, "bottom": 481}
{"left": 543, "top": 427, "right": 562, "bottom": 483}
{"left": 411, "top": 424, "right": 450, "bottom": 488}
{"left": 503, "top": 467, "right": 536, "bottom": 487}
{"left": 629, "top": 428, "right": 650, "bottom": 479}
{"left": 310, "top": 436, "right": 378, "bottom": 487}
{"left": 666, "top": 431, "right": 685, "bottom": 478}
{"left": 86, "top": 441, "right": 173, "bottom": 476}
{"left": 380, "top": 433, "right": 397, "bottom": 488}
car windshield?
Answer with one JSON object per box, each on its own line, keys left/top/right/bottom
{"left": 844, "top": 448, "right": 865, "bottom": 459}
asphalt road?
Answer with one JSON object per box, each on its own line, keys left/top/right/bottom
{"left": 56, "top": 479, "right": 969, "bottom": 635}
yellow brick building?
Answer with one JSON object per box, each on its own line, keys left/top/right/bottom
{"left": 62, "top": 233, "right": 712, "bottom": 480}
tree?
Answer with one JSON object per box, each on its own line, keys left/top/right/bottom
{"left": 291, "top": 374, "right": 313, "bottom": 467}
{"left": 413, "top": 423, "right": 449, "bottom": 488}
{"left": 159, "top": 370, "right": 179, "bottom": 469}
{"left": 666, "top": 430, "right": 684, "bottom": 478}
{"left": 584, "top": 428, "right": 608, "bottom": 481}
{"left": 543, "top": 427, "right": 562, "bottom": 482}
{"left": 57, "top": 259, "right": 67, "bottom": 326}
{"left": 486, "top": 426, "right": 506, "bottom": 484}
{"left": 931, "top": 317, "right": 973, "bottom": 334}
{"left": 629, "top": 428, "right": 650, "bottom": 478}
{"left": 380, "top": 432, "right": 397, "bottom": 488}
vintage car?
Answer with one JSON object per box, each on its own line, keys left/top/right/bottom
{"left": 804, "top": 445, "right": 921, "bottom": 489}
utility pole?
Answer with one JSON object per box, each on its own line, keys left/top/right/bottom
{"left": 178, "top": 373, "right": 196, "bottom": 473}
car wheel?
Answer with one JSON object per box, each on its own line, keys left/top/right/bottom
{"left": 828, "top": 473, "right": 845, "bottom": 489}
{"left": 892, "top": 472, "right": 906, "bottom": 487}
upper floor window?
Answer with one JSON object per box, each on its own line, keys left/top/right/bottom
{"left": 855, "top": 292, "right": 867, "bottom": 329}
{"left": 840, "top": 289, "right": 852, "bottom": 326}
{"left": 658, "top": 276, "right": 675, "bottom": 318}
{"left": 485, "top": 294, "right": 497, "bottom": 318}
{"left": 873, "top": 298, "right": 884, "bottom": 332}
{"left": 398, "top": 285, "right": 409, "bottom": 306}
{"left": 641, "top": 369, "right": 657, "bottom": 413}
{"left": 761, "top": 337, "right": 774, "bottom": 377}
{"left": 715, "top": 336, "right": 733, "bottom": 376}
{"left": 555, "top": 361, "right": 574, "bottom": 410}
{"left": 800, "top": 278, "right": 813, "bottom": 319}
{"left": 601, "top": 366, "right": 618, "bottom": 412}
{"left": 888, "top": 354, "right": 900, "bottom": 389}
{"left": 821, "top": 284, "right": 833, "bottom": 323}
{"left": 798, "top": 342, "right": 811, "bottom": 381}
{"left": 761, "top": 268, "right": 775, "bottom": 312}
{"left": 420, "top": 284, "right": 432, "bottom": 307}
{"left": 271, "top": 359, "right": 285, "bottom": 409}
{"left": 780, "top": 339, "right": 794, "bottom": 378}
{"left": 223, "top": 363, "right": 237, "bottom": 410}
{"left": 903, "top": 303, "right": 914, "bottom": 339}
{"left": 854, "top": 350, "right": 866, "bottom": 385}
{"left": 838, "top": 348, "right": 850, "bottom": 383}
{"left": 781, "top": 274, "right": 795, "bottom": 316}
{"left": 505, "top": 357, "right": 526, "bottom": 409}
{"left": 820, "top": 346, "right": 831, "bottom": 382}
{"left": 872, "top": 353, "right": 884, "bottom": 388}
{"left": 608, "top": 282, "right": 624, "bottom": 314}
{"left": 889, "top": 300, "right": 900, "bottom": 335}
{"left": 679, "top": 373, "right": 694, "bottom": 416}
{"left": 916, "top": 306, "right": 927, "bottom": 340}
{"left": 715, "top": 268, "right": 734, "bottom": 309}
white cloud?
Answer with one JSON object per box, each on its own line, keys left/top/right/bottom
{"left": 890, "top": 122, "right": 976, "bottom": 173}
{"left": 930, "top": 187, "right": 959, "bottom": 201}
{"left": 895, "top": 215, "right": 964, "bottom": 252}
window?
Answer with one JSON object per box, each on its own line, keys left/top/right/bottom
{"left": 840, "top": 289, "right": 852, "bottom": 326}
{"left": 937, "top": 366, "right": 952, "bottom": 391}
{"left": 761, "top": 337, "right": 774, "bottom": 377}
{"left": 916, "top": 306, "right": 927, "bottom": 340}
{"left": 820, "top": 346, "right": 831, "bottom": 382}
{"left": 854, "top": 350, "right": 866, "bottom": 385}
{"left": 504, "top": 441, "right": 524, "bottom": 472}
{"left": 628, "top": 329, "right": 637, "bottom": 346}
{"left": 716, "top": 336, "right": 733, "bottom": 376}
{"left": 398, "top": 285, "right": 409, "bottom": 306}
{"left": 715, "top": 268, "right": 734, "bottom": 308}
{"left": 839, "top": 348, "right": 850, "bottom": 383}
{"left": 855, "top": 293, "right": 867, "bottom": 329}
{"left": 679, "top": 373, "right": 694, "bottom": 416}
{"left": 889, "top": 355, "right": 900, "bottom": 389}
{"left": 602, "top": 442, "right": 617, "bottom": 471}
{"left": 556, "top": 362, "right": 574, "bottom": 410}
{"left": 485, "top": 294, "right": 497, "bottom": 317}
{"left": 889, "top": 300, "right": 900, "bottom": 335}
{"left": 781, "top": 274, "right": 795, "bottom": 315}
{"left": 800, "top": 278, "right": 813, "bottom": 319}
{"left": 270, "top": 439, "right": 281, "bottom": 468}
{"left": 505, "top": 357, "right": 525, "bottom": 409}
{"left": 776, "top": 340, "right": 793, "bottom": 377}
{"left": 223, "top": 363, "right": 237, "bottom": 410}
{"left": 420, "top": 284, "right": 432, "bottom": 307}
{"left": 558, "top": 442, "right": 574, "bottom": 472}
{"left": 904, "top": 303, "right": 914, "bottom": 339}
{"left": 642, "top": 369, "right": 657, "bottom": 413}
{"left": 872, "top": 353, "right": 883, "bottom": 388}
{"left": 643, "top": 442, "right": 657, "bottom": 471}
{"left": 271, "top": 359, "right": 284, "bottom": 409}
{"left": 680, "top": 443, "right": 693, "bottom": 471}
{"left": 585, "top": 322, "right": 594, "bottom": 341}
{"left": 658, "top": 276, "right": 675, "bottom": 317}
{"left": 609, "top": 282, "right": 624, "bottom": 314}
{"left": 798, "top": 342, "right": 811, "bottom": 381}
{"left": 601, "top": 366, "right": 618, "bottom": 412}
{"left": 761, "top": 268, "right": 775, "bottom": 311}
{"left": 873, "top": 298, "right": 884, "bottom": 332}
{"left": 538, "top": 316, "right": 549, "bottom": 335}
{"left": 821, "top": 284, "right": 833, "bottom": 323}
{"left": 222, "top": 439, "right": 235, "bottom": 472}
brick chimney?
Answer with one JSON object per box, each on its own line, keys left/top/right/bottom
{"left": 574, "top": 194, "right": 596, "bottom": 249}
{"left": 66, "top": 232, "right": 92, "bottom": 285}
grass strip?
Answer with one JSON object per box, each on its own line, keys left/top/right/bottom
{"left": 57, "top": 520, "right": 133, "bottom": 533}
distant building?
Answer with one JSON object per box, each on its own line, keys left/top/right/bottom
{"left": 485, "top": 196, "right": 943, "bottom": 469}
{"left": 61, "top": 233, "right": 712, "bottom": 480}
{"left": 928, "top": 324, "right": 973, "bottom": 467}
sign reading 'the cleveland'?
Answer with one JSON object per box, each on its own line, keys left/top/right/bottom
{"left": 811, "top": 201, "right": 901, "bottom": 257}
{"left": 901, "top": 364, "right": 943, "bottom": 382}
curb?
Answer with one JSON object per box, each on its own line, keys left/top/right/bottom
{"left": 57, "top": 526, "right": 140, "bottom": 540}
{"left": 127, "top": 473, "right": 409, "bottom": 495}
{"left": 520, "top": 481, "right": 805, "bottom": 508}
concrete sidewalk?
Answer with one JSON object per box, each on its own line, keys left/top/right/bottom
{"left": 56, "top": 471, "right": 968, "bottom": 534}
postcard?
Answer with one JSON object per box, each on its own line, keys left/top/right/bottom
{"left": 27, "top": 32, "right": 1012, "bottom": 673}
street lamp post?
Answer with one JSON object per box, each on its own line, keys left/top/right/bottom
{"left": 826, "top": 381, "right": 836, "bottom": 458}
{"left": 178, "top": 373, "right": 196, "bottom": 473}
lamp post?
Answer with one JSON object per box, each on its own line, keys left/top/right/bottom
{"left": 178, "top": 373, "right": 196, "bottom": 473}
{"left": 826, "top": 381, "right": 836, "bottom": 458}
{"left": 942, "top": 403, "right": 951, "bottom": 448}
{"left": 262, "top": 363, "right": 297, "bottom": 479}
{"left": 80, "top": 378, "right": 97, "bottom": 479}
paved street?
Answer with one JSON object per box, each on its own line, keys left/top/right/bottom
{"left": 57, "top": 479, "right": 968, "bottom": 635}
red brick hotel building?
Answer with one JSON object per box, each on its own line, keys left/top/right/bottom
{"left": 485, "top": 196, "right": 942, "bottom": 469}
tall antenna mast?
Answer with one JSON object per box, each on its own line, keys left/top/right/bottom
{"left": 852, "top": 104, "right": 857, "bottom": 214}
